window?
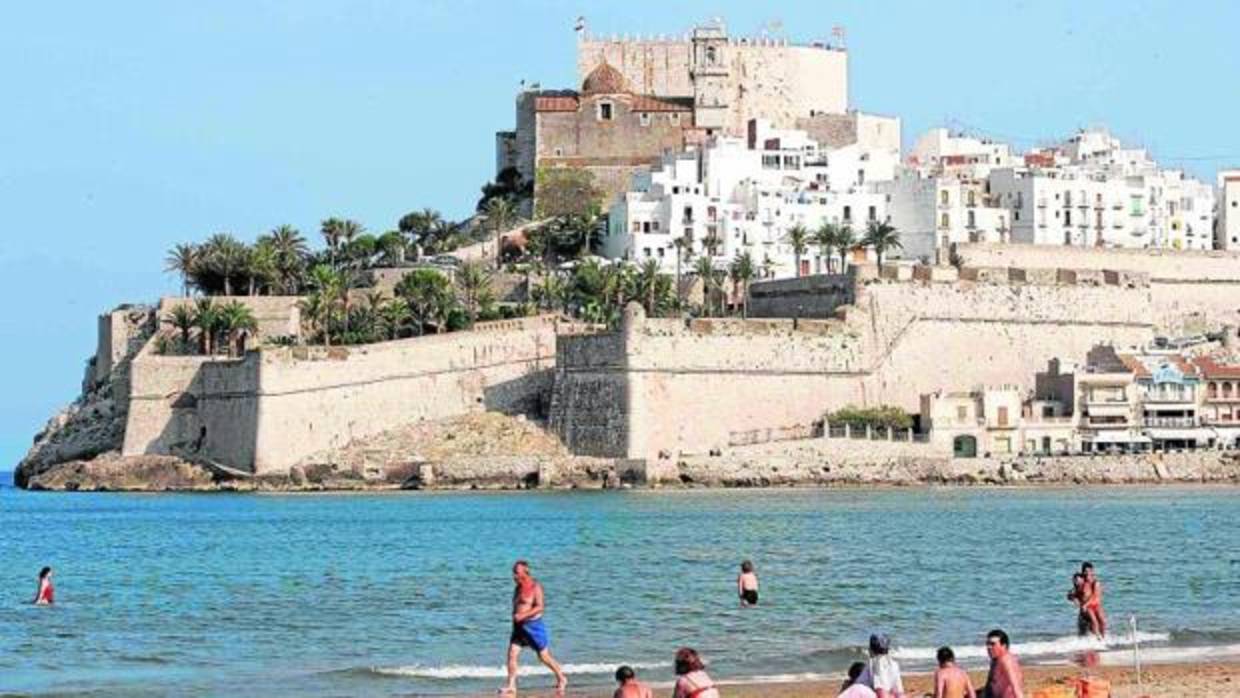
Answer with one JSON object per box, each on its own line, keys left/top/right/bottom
{"left": 657, "top": 247, "right": 665, "bottom": 258}
{"left": 651, "top": 221, "right": 660, "bottom": 231}
{"left": 641, "top": 221, "right": 651, "bottom": 233}
{"left": 940, "top": 213, "right": 950, "bottom": 229}
{"left": 967, "top": 210, "right": 976, "bottom": 228}
{"left": 1065, "top": 210, "right": 1072, "bottom": 226}
{"left": 1014, "top": 210, "right": 1021, "bottom": 221}
{"left": 956, "top": 405, "right": 968, "bottom": 422}
{"left": 868, "top": 206, "right": 877, "bottom": 222}
{"left": 940, "top": 190, "right": 949, "bottom": 206}
{"left": 643, "top": 247, "right": 651, "bottom": 257}
{"left": 639, "top": 112, "right": 651, "bottom": 127}
{"left": 998, "top": 406, "right": 1009, "bottom": 427}
{"left": 683, "top": 206, "right": 693, "bottom": 223}
{"left": 967, "top": 190, "right": 976, "bottom": 206}
{"left": 1208, "top": 382, "right": 1218, "bottom": 399}
{"left": 598, "top": 101, "right": 613, "bottom": 121}
{"left": 632, "top": 221, "right": 641, "bottom": 233}
{"left": 669, "top": 113, "right": 680, "bottom": 125}
{"left": 857, "top": 169, "right": 865, "bottom": 185}
{"left": 705, "top": 45, "right": 718, "bottom": 64}
{"left": 843, "top": 205, "right": 852, "bottom": 222}
{"left": 553, "top": 147, "right": 563, "bottom": 157}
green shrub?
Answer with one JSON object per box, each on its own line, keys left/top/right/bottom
{"left": 827, "top": 404, "right": 913, "bottom": 430}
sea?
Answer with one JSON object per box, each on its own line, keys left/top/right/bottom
{"left": 1, "top": 475, "right": 1238, "bottom": 696}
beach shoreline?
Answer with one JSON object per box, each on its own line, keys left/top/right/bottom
{"left": 515, "top": 660, "right": 1240, "bottom": 697}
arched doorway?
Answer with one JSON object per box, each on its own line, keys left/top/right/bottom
{"left": 953, "top": 435, "right": 978, "bottom": 458}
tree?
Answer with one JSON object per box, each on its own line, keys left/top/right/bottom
{"left": 784, "top": 224, "right": 811, "bottom": 278}
{"left": 729, "top": 251, "right": 756, "bottom": 318}
{"left": 635, "top": 259, "right": 662, "bottom": 316}
{"left": 863, "top": 221, "right": 903, "bottom": 274}
{"left": 246, "top": 241, "right": 278, "bottom": 295}
{"left": 376, "top": 230, "right": 406, "bottom": 266}
{"left": 217, "top": 301, "right": 258, "bottom": 356}
{"left": 303, "top": 264, "right": 343, "bottom": 346}
{"left": 692, "top": 256, "right": 718, "bottom": 317}
{"left": 320, "top": 218, "right": 345, "bottom": 267}
{"left": 192, "top": 298, "right": 220, "bottom": 354}
{"left": 835, "top": 224, "right": 857, "bottom": 273}
{"left": 395, "top": 269, "right": 458, "bottom": 335}
{"left": 671, "top": 234, "right": 692, "bottom": 308}
{"left": 813, "top": 222, "right": 839, "bottom": 274}
{"left": 262, "top": 225, "right": 308, "bottom": 294}
{"left": 477, "top": 166, "right": 533, "bottom": 211}
{"left": 163, "top": 305, "right": 196, "bottom": 350}
{"left": 483, "top": 197, "right": 519, "bottom": 269}
{"left": 456, "top": 260, "right": 493, "bottom": 324}
{"left": 398, "top": 208, "right": 446, "bottom": 257}
{"left": 165, "top": 243, "right": 199, "bottom": 296}
{"left": 202, "top": 233, "right": 248, "bottom": 296}
{"left": 377, "top": 298, "right": 412, "bottom": 340}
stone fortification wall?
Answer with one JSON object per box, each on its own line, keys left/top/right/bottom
{"left": 955, "top": 243, "right": 1240, "bottom": 281}
{"left": 253, "top": 316, "right": 559, "bottom": 474}
{"left": 158, "top": 296, "right": 302, "bottom": 339}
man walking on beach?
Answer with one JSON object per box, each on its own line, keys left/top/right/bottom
{"left": 982, "top": 629, "right": 1024, "bottom": 698}
{"left": 502, "top": 560, "right": 567, "bottom": 695}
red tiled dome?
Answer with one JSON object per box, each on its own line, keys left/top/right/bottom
{"left": 581, "top": 62, "right": 628, "bottom": 95}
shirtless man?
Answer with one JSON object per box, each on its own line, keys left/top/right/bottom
{"left": 613, "top": 665, "right": 653, "bottom": 698}
{"left": 502, "top": 560, "right": 567, "bottom": 695}
{"left": 737, "top": 560, "right": 759, "bottom": 606}
{"left": 1079, "top": 562, "right": 1107, "bottom": 638}
{"left": 933, "top": 646, "right": 975, "bottom": 698}
{"left": 982, "top": 629, "right": 1024, "bottom": 698}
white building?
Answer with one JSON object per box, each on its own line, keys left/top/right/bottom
{"left": 605, "top": 119, "right": 897, "bottom": 278}
{"left": 1219, "top": 169, "right": 1240, "bottom": 251}
{"left": 988, "top": 129, "right": 1215, "bottom": 251}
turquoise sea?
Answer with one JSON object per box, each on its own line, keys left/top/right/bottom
{"left": 2, "top": 477, "right": 1238, "bottom": 696}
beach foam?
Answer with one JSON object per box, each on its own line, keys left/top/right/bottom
{"left": 891, "top": 631, "right": 1171, "bottom": 662}
{"left": 367, "top": 660, "right": 668, "bottom": 680}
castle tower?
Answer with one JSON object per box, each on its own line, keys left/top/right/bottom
{"left": 690, "top": 21, "right": 729, "bottom": 131}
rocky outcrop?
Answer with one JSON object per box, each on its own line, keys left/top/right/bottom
{"left": 24, "top": 454, "right": 217, "bottom": 491}
{"left": 15, "top": 385, "right": 126, "bottom": 488}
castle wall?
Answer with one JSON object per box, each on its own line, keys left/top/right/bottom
{"left": 748, "top": 273, "right": 854, "bottom": 318}
{"left": 251, "top": 316, "right": 559, "bottom": 474}
{"left": 955, "top": 243, "right": 1240, "bottom": 281}
{"left": 549, "top": 332, "right": 630, "bottom": 457}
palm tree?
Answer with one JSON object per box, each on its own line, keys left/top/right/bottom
{"left": 304, "top": 264, "right": 343, "bottom": 345}
{"left": 692, "top": 256, "right": 717, "bottom": 317}
{"left": 163, "top": 305, "right": 196, "bottom": 351}
{"left": 729, "top": 251, "right": 756, "bottom": 318}
{"left": 672, "top": 234, "right": 692, "bottom": 308}
{"left": 339, "top": 219, "right": 364, "bottom": 250}
{"left": 863, "top": 221, "right": 903, "bottom": 274}
{"left": 395, "top": 269, "right": 457, "bottom": 334}
{"left": 377, "top": 298, "right": 412, "bottom": 339}
{"left": 483, "top": 197, "right": 518, "bottom": 269}
{"left": 320, "top": 218, "right": 345, "bottom": 267}
{"left": 165, "top": 243, "right": 199, "bottom": 296}
{"left": 261, "top": 225, "right": 308, "bottom": 294}
{"left": 784, "top": 224, "right": 811, "bottom": 278}
{"left": 635, "top": 259, "right": 662, "bottom": 316}
{"left": 456, "top": 260, "right": 493, "bottom": 324}
{"left": 835, "top": 224, "right": 857, "bottom": 273}
{"left": 398, "top": 208, "right": 446, "bottom": 258}
{"left": 203, "top": 233, "right": 248, "bottom": 296}
{"left": 246, "top": 241, "right": 278, "bottom": 295}
{"left": 813, "top": 222, "right": 839, "bottom": 274}
{"left": 376, "top": 230, "right": 406, "bottom": 266}
{"left": 217, "top": 301, "right": 258, "bottom": 356}
{"left": 192, "top": 298, "right": 220, "bottom": 354}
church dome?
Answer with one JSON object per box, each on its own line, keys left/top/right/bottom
{"left": 581, "top": 62, "right": 628, "bottom": 95}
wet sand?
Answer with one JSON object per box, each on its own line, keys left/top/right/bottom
{"left": 522, "top": 661, "right": 1239, "bottom": 697}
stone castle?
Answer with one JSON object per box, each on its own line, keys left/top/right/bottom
{"left": 18, "top": 243, "right": 1240, "bottom": 487}
{"left": 496, "top": 19, "right": 861, "bottom": 205}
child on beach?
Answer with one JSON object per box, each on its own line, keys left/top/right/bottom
{"left": 613, "top": 665, "right": 653, "bottom": 698}
{"left": 737, "top": 560, "right": 759, "bottom": 606}
{"left": 838, "top": 661, "right": 877, "bottom": 698}
{"left": 932, "top": 646, "right": 975, "bottom": 698}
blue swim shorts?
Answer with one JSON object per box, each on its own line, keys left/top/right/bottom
{"left": 510, "top": 618, "right": 550, "bottom": 652}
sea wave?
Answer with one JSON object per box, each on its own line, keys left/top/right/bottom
{"left": 362, "top": 660, "right": 668, "bottom": 680}
{"left": 891, "top": 630, "right": 1171, "bottom": 662}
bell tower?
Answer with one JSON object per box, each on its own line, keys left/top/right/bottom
{"left": 690, "top": 20, "right": 729, "bottom": 131}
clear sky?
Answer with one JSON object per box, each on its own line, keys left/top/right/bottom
{"left": 2, "top": 1, "right": 1238, "bottom": 470}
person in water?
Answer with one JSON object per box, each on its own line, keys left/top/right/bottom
{"left": 933, "top": 646, "right": 976, "bottom": 698}
{"left": 858, "top": 633, "right": 905, "bottom": 698}
{"left": 33, "top": 567, "right": 54, "bottom": 605}
{"left": 737, "top": 560, "right": 759, "bottom": 606}
{"left": 1066, "top": 572, "right": 1088, "bottom": 635}
{"left": 1078, "top": 561, "right": 1107, "bottom": 638}
{"left": 838, "top": 661, "right": 877, "bottom": 698}
{"left": 672, "top": 647, "right": 719, "bottom": 698}
{"left": 613, "top": 665, "right": 653, "bottom": 698}
{"left": 501, "top": 560, "right": 567, "bottom": 695}
{"left": 981, "top": 629, "right": 1024, "bottom": 698}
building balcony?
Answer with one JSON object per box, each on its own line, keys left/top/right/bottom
{"left": 1144, "top": 416, "right": 1199, "bottom": 427}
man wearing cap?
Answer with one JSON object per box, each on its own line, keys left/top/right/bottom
{"left": 858, "top": 633, "right": 905, "bottom": 698}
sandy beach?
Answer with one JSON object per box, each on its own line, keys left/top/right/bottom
{"left": 522, "top": 661, "right": 1240, "bottom": 697}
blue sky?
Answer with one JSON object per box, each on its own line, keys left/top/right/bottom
{"left": 2, "top": 1, "right": 1238, "bottom": 470}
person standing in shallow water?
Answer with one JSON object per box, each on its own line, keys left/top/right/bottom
{"left": 501, "top": 560, "right": 567, "bottom": 695}
{"left": 737, "top": 560, "right": 759, "bottom": 606}
{"left": 33, "top": 567, "right": 54, "bottom": 605}
{"left": 1079, "top": 561, "right": 1107, "bottom": 638}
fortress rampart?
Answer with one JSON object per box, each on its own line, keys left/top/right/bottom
{"left": 121, "top": 315, "right": 560, "bottom": 474}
